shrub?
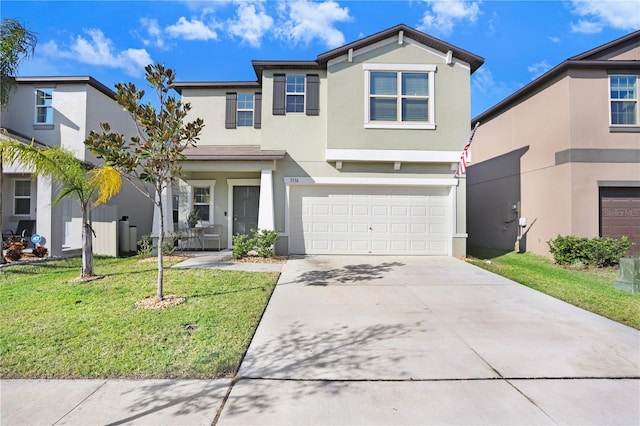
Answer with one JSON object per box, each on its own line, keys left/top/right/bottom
{"left": 252, "top": 228, "right": 280, "bottom": 258}
{"left": 232, "top": 233, "right": 254, "bottom": 259}
{"left": 4, "top": 240, "right": 24, "bottom": 262}
{"left": 548, "top": 235, "right": 633, "bottom": 267}
{"left": 32, "top": 246, "right": 49, "bottom": 258}
{"left": 137, "top": 233, "right": 153, "bottom": 257}
{"left": 162, "top": 233, "right": 179, "bottom": 256}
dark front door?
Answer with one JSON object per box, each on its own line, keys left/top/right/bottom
{"left": 233, "top": 186, "right": 260, "bottom": 237}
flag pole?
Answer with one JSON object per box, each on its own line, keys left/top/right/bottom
{"left": 455, "top": 122, "right": 480, "bottom": 177}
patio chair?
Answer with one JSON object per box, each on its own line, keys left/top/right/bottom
{"left": 201, "top": 224, "right": 223, "bottom": 251}
{"left": 2, "top": 220, "right": 36, "bottom": 243}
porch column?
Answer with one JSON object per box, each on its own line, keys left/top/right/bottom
{"left": 257, "top": 170, "right": 275, "bottom": 230}
{"left": 151, "top": 186, "right": 174, "bottom": 237}
{"left": 37, "top": 177, "right": 63, "bottom": 257}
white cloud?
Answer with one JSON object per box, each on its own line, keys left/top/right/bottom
{"left": 570, "top": 0, "right": 640, "bottom": 33}
{"left": 275, "top": 0, "right": 352, "bottom": 48}
{"left": 42, "top": 29, "right": 152, "bottom": 77}
{"left": 227, "top": 2, "right": 274, "bottom": 47}
{"left": 548, "top": 36, "right": 561, "bottom": 43}
{"left": 139, "top": 18, "right": 166, "bottom": 49}
{"left": 166, "top": 17, "right": 218, "bottom": 41}
{"left": 418, "top": 0, "right": 481, "bottom": 36}
{"left": 472, "top": 67, "right": 522, "bottom": 101}
{"left": 570, "top": 19, "right": 603, "bottom": 34}
{"left": 527, "top": 60, "right": 553, "bottom": 79}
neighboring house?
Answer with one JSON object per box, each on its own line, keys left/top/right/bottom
{"left": 164, "top": 24, "right": 484, "bottom": 256}
{"left": 1, "top": 76, "right": 153, "bottom": 256}
{"left": 467, "top": 30, "right": 640, "bottom": 256}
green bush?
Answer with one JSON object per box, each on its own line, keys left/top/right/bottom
{"left": 161, "top": 233, "right": 179, "bottom": 256}
{"left": 547, "top": 235, "right": 633, "bottom": 267}
{"left": 137, "top": 233, "right": 153, "bottom": 257}
{"left": 232, "top": 233, "right": 253, "bottom": 259}
{"left": 251, "top": 228, "right": 280, "bottom": 258}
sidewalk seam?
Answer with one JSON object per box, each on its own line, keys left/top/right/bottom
{"left": 52, "top": 380, "right": 107, "bottom": 425}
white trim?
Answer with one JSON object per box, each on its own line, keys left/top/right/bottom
{"left": 284, "top": 176, "right": 458, "bottom": 187}
{"left": 226, "top": 179, "right": 260, "bottom": 248}
{"left": 609, "top": 74, "right": 639, "bottom": 126}
{"left": 257, "top": 170, "right": 275, "bottom": 230}
{"left": 365, "top": 123, "right": 436, "bottom": 130}
{"left": 326, "top": 149, "right": 462, "bottom": 163}
{"left": 327, "top": 37, "right": 397, "bottom": 67}
{"left": 186, "top": 179, "right": 216, "bottom": 226}
{"left": 363, "top": 63, "right": 437, "bottom": 72}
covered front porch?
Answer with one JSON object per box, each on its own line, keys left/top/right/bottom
{"left": 151, "top": 145, "right": 286, "bottom": 250}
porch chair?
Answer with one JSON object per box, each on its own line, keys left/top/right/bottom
{"left": 2, "top": 220, "right": 36, "bottom": 244}
{"left": 201, "top": 224, "right": 223, "bottom": 251}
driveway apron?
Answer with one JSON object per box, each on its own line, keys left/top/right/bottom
{"left": 218, "top": 256, "right": 640, "bottom": 425}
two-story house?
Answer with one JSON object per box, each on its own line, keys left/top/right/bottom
{"left": 467, "top": 30, "right": 640, "bottom": 256}
{"left": 1, "top": 76, "right": 153, "bottom": 256}
{"left": 164, "top": 24, "right": 483, "bottom": 256}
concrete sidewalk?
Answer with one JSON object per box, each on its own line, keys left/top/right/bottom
{"left": 2, "top": 256, "right": 639, "bottom": 425}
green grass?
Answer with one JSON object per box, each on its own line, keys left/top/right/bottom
{"left": 0, "top": 256, "right": 279, "bottom": 379}
{"left": 467, "top": 246, "right": 640, "bottom": 330}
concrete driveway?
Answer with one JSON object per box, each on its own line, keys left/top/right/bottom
{"left": 218, "top": 256, "right": 640, "bottom": 425}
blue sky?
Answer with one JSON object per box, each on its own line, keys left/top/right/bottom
{"left": 4, "top": 0, "right": 640, "bottom": 117}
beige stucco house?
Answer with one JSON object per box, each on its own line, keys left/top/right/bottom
{"left": 1, "top": 77, "right": 153, "bottom": 256}
{"left": 165, "top": 24, "right": 483, "bottom": 256}
{"left": 467, "top": 30, "right": 640, "bottom": 256}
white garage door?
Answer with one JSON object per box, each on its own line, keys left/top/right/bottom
{"left": 289, "top": 185, "right": 450, "bottom": 255}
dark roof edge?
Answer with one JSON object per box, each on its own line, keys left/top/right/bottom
{"left": 472, "top": 59, "right": 640, "bottom": 124}
{"left": 317, "top": 23, "right": 484, "bottom": 73}
{"left": 174, "top": 81, "right": 261, "bottom": 93}
{"left": 1, "top": 126, "right": 48, "bottom": 147}
{"left": 570, "top": 29, "right": 640, "bottom": 60}
{"left": 14, "top": 76, "right": 116, "bottom": 99}
{"left": 251, "top": 60, "right": 322, "bottom": 80}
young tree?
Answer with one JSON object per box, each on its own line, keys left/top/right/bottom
{"left": 0, "top": 138, "right": 122, "bottom": 277}
{"left": 86, "top": 64, "right": 204, "bottom": 301}
{"left": 1, "top": 18, "right": 37, "bottom": 264}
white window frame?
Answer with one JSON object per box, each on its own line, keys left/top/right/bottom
{"left": 187, "top": 180, "right": 216, "bottom": 226}
{"left": 364, "top": 63, "right": 436, "bottom": 130}
{"left": 13, "top": 179, "right": 32, "bottom": 216}
{"left": 286, "top": 74, "right": 305, "bottom": 113}
{"left": 609, "top": 75, "right": 639, "bottom": 127}
{"left": 237, "top": 93, "right": 254, "bottom": 127}
{"left": 34, "top": 88, "right": 54, "bottom": 125}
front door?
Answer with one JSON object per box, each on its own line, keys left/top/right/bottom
{"left": 233, "top": 186, "right": 260, "bottom": 237}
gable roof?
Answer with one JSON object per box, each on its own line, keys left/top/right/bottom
{"left": 473, "top": 30, "right": 640, "bottom": 125}
{"left": 316, "top": 23, "right": 484, "bottom": 73}
{"left": 175, "top": 24, "right": 483, "bottom": 92}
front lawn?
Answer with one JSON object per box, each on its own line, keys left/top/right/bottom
{"left": 466, "top": 246, "right": 640, "bottom": 330}
{"left": 0, "top": 256, "right": 279, "bottom": 378}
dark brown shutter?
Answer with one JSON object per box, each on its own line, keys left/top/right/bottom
{"left": 225, "top": 92, "right": 237, "bottom": 129}
{"left": 306, "top": 74, "right": 319, "bottom": 116}
{"left": 254, "top": 93, "right": 262, "bottom": 129}
{"left": 273, "top": 74, "right": 286, "bottom": 115}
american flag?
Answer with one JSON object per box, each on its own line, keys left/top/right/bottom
{"left": 456, "top": 122, "right": 480, "bottom": 177}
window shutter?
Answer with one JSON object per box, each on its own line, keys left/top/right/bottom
{"left": 225, "top": 92, "right": 237, "bottom": 129}
{"left": 306, "top": 74, "right": 319, "bottom": 116}
{"left": 273, "top": 74, "right": 286, "bottom": 115}
{"left": 254, "top": 93, "right": 262, "bottom": 129}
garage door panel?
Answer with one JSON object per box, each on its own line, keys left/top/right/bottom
{"left": 290, "top": 185, "right": 450, "bottom": 255}
{"left": 600, "top": 187, "right": 640, "bottom": 254}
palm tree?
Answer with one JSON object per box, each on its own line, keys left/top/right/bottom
{"left": 0, "top": 137, "right": 121, "bottom": 278}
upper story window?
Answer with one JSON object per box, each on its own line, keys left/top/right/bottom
{"left": 286, "top": 75, "right": 305, "bottom": 113}
{"left": 35, "top": 88, "right": 53, "bottom": 124}
{"left": 237, "top": 93, "right": 254, "bottom": 127}
{"left": 273, "top": 73, "right": 319, "bottom": 116}
{"left": 14, "top": 180, "right": 32, "bottom": 215}
{"left": 364, "top": 64, "right": 436, "bottom": 129}
{"left": 610, "top": 75, "right": 638, "bottom": 126}
{"left": 225, "top": 92, "right": 261, "bottom": 129}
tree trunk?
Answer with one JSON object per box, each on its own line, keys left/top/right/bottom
{"left": 81, "top": 203, "right": 94, "bottom": 278}
{"left": 156, "top": 196, "right": 164, "bottom": 301}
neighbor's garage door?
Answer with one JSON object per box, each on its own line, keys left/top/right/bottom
{"left": 600, "top": 187, "right": 640, "bottom": 254}
{"left": 289, "top": 186, "right": 450, "bottom": 255}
